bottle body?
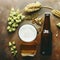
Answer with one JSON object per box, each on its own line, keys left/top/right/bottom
{"left": 40, "top": 13, "right": 52, "bottom": 56}
{"left": 40, "top": 30, "right": 52, "bottom": 55}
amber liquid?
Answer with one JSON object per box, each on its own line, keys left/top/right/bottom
{"left": 20, "top": 42, "right": 37, "bottom": 57}
{"left": 40, "top": 13, "right": 52, "bottom": 56}
{"left": 21, "top": 44, "right": 36, "bottom": 55}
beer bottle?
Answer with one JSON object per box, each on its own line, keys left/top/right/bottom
{"left": 40, "top": 12, "right": 52, "bottom": 56}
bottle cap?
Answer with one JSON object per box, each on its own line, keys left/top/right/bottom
{"left": 45, "top": 12, "right": 50, "bottom": 16}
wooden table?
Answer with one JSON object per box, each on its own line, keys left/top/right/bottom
{"left": 0, "top": 0, "right": 60, "bottom": 60}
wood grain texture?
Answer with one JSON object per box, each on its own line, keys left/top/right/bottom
{"left": 0, "top": 0, "right": 60, "bottom": 60}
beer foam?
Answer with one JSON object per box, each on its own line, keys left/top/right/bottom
{"left": 19, "top": 24, "right": 37, "bottom": 42}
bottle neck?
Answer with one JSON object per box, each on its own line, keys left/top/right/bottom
{"left": 43, "top": 14, "right": 51, "bottom": 30}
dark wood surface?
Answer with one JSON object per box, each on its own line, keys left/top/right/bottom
{"left": 0, "top": 0, "right": 60, "bottom": 60}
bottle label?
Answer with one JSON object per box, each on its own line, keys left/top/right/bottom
{"left": 43, "top": 30, "right": 49, "bottom": 33}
